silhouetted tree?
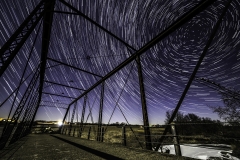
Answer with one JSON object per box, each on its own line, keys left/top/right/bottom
{"left": 120, "top": 122, "right": 126, "bottom": 126}
{"left": 209, "top": 90, "right": 240, "bottom": 125}
{"left": 164, "top": 110, "right": 186, "bottom": 124}
{"left": 185, "top": 113, "right": 201, "bottom": 122}
{"left": 164, "top": 110, "right": 221, "bottom": 135}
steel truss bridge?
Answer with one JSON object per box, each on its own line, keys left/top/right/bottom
{"left": 0, "top": 0, "right": 239, "bottom": 156}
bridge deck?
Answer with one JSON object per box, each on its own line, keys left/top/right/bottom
{"left": 0, "top": 134, "right": 194, "bottom": 160}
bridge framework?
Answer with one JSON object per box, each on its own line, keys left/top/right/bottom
{"left": 0, "top": 0, "right": 237, "bottom": 155}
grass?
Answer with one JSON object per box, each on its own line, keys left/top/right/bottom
{"left": 62, "top": 125, "right": 213, "bottom": 144}
{"left": 63, "top": 125, "right": 166, "bottom": 149}
{"left": 35, "top": 124, "right": 240, "bottom": 145}
{"left": 34, "top": 124, "right": 240, "bottom": 157}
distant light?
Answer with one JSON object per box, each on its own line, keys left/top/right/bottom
{"left": 58, "top": 121, "right": 63, "bottom": 126}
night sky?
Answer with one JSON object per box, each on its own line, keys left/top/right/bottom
{"left": 0, "top": 0, "right": 240, "bottom": 125}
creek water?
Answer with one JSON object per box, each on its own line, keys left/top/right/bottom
{"left": 159, "top": 144, "right": 239, "bottom": 160}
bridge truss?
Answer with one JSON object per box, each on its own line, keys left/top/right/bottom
{"left": 0, "top": 0, "right": 239, "bottom": 153}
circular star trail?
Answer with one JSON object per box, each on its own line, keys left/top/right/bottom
{"left": 0, "top": 0, "right": 239, "bottom": 125}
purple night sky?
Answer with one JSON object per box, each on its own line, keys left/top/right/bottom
{"left": 0, "top": 0, "right": 240, "bottom": 125}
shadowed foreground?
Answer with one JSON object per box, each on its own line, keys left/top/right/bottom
{"left": 0, "top": 134, "right": 195, "bottom": 160}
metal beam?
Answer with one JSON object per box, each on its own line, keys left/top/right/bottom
{"left": 45, "top": 63, "right": 62, "bottom": 69}
{"left": 79, "top": 95, "right": 87, "bottom": 137}
{"left": 68, "top": 0, "right": 217, "bottom": 107}
{"left": 59, "top": 0, "right": 136, "bottom": 51}
{"left": 136, "top": 56, "right": 152, "bottom": 150}
{"left": 20, "top": 104, "right": 38, "bottom": 137}
{"left": 28, "top": 94, "right": 41, "bottom": 130}
{"left": 22, "top": 97, "right": 39, "bottom": 135}
{"left": 53, "top": 11, "right": 82, "bottom": 15}
{"left": 9, "top": 87, "right": 40, "bottom": 144}
{"left": 154, "top": 0, "right": 232, "bottom": 151}
{"left": 3, "top": 20, "right": 42, "bottom": 129}
{"left": 68, "top": 102, "right": 77, "bottom": 135}
{"left": 42, "top": 92, "right": 76, "bottom": 99}
{"left": 0, "top": 68, "right": 40, "bottom": 149}
{"left": 41, "top": 100, "right": 69, "bottom": 106}
{"left": 47, "top": 57, "right": 102, "bottom": 78}
{"left": 21, "top": 94, "right": 39, "bottom": 137}
{"left": 0, "top": 66, "right": 40, "bottom": 107}
{"left": 195, "top": 78, "right": 240, "bottom": 101}
{"left": 39, "top": 105, "right": 67, "bottom": 109}
{"left": 35, "top": 0, "right": 56, "bottom": 122}
{"left": 149, "top": 61, "right": 240, "bottom": 100}
{"left": 44, "top": 80, "right": 85, "bottom": 91}
{"left": 0, "top": 0, "right": 44, "bottom": 77}
{"left": 97, "top": 82, "right": 104, "bottom": 141}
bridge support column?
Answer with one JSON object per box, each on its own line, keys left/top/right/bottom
{"left": 171, "top": 122, "right": 182, "bottom": 156}
{"left": 136, "top": 56, "right": 152, "bottom": 150}
{"left": 79, "top": 95, "right": 87, "bottom": 137}
{"left": 97, "top": 82, "right": 105, "bottom": 141}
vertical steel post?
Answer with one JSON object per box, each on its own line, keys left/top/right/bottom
{"left": 79, "top": 95, "right": 87, "bottom": 137}
{"left": 88, "top": 126, "right": 91, "bottom": 140}
{"left": 101, "top": 127, "right": 105, "bottom": 142}
{"left": 31, "top": 0, "right": 55, "bottom": 130}
{"left": 61, "top": 105, "right": 71, "bottom": 129}
{"left": 171, "top": 122, "right": 182, "bottom": 156}
{"left": 97, "top": 82, "right": 105, "bottom": 141}
{"left": 122, "top": 125, "right": 126, "bottom": 146}
{"left": 136, "top": 56, "right": 152, "bottom": 150}
{"left": 68, "top": 102, "right": 77, "bottom": 136}
{"left": 61, "top": 125, "right": 64, "bottom": 134}
{"left": 73, "top": 127, "right": 76, "bottom": 137}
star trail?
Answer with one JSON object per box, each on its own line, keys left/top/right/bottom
{"left": 0, "top": 0, "right": 240, "bottom": 127}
